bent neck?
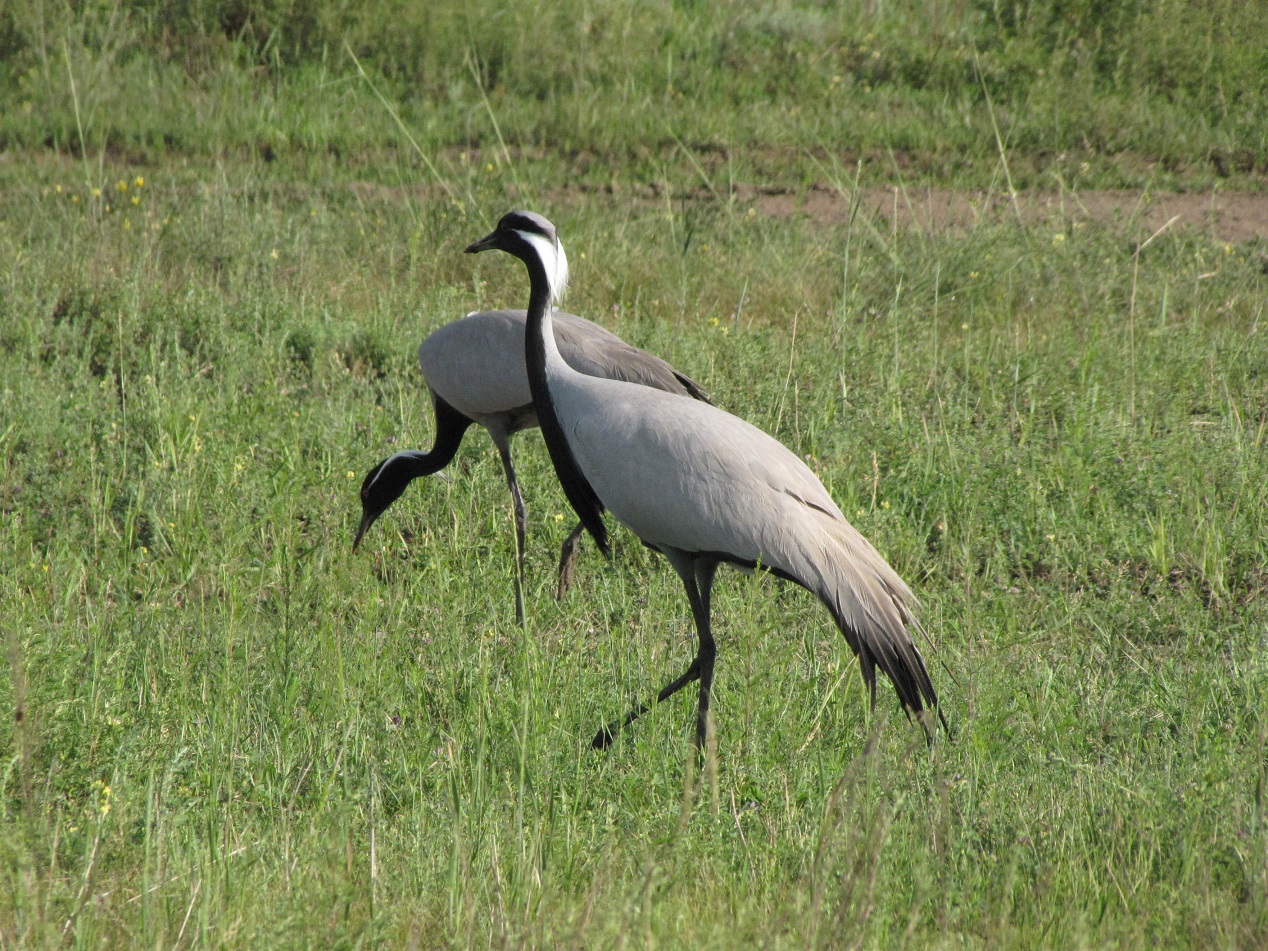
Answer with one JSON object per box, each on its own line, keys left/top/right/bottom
{"left": 392, "top": 449, "right": 448, "bottom": 479}
{"left": 400, "top": 395, "right": 473, "bottom": 477}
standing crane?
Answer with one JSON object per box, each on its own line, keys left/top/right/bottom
{"left": 465, "top": 211, "right": 944, "bottom": 750}
{"left": 355, "top": 309, "right": 710, "bottom": 622}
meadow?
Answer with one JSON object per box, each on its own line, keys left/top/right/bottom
{"left": 2, "top": 1, "right": 1267, "bottom": 947}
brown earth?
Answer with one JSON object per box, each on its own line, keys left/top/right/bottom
{"left": 8, "top": 147, "right": 1268, "bottom": 242}
{"left": 734, "top": 184, "right": 1268, "bottom": 244}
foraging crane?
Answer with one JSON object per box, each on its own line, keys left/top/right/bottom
{"left": 354, "top": 308, "right": 710, "bottom": 622}
{"left": 465, "top": 211, "right": 944, "bottom": 750}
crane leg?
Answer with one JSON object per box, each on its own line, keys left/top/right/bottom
{"left": 592, "top": 656, "right": 702, "bottom": 749}
{"left": 555, "top": 521, "right": 586, "bottom": 600}
{"left": 591, "top": 554, "right": 720, "bottom": 752}
{"left": 689, "top": 559, "right": 719, "bottom": 753}
{"left": 690, "top": 558, "right": 720, "bottom": 816}
{"left": 491, "top": 433, "right": 526, "bottom": 627}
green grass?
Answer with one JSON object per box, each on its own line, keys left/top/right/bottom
{"left": 3, "top": 2, "right": 1268, "bottom": 948}
{"left": 2, "top": 0, "right": 1267, "bottom": 190}
{"left": 3, "top": 156, "right": 1267, "bottom": 949}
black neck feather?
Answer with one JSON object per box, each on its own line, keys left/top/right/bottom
{"left": 414, "top": 395, "right": 473, "bottom": 475}
{"left": 521, "top": 254, "right": 610, "bottom": 557}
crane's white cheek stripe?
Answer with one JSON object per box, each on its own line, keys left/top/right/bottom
{"left": 517, "top": 230, "right": 570, "bottom": 304}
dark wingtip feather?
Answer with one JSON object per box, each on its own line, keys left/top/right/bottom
{"left": 823, "top": 590, "right": 946, "bottom": 738}
{"left": 674, "top": 372, "right": 713, "bottom": 405}
{"left": 587, "top": 512, "right": 611, "bottom": 559}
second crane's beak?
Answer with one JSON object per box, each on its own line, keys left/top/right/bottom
{"left": 464, "top": 230, "right": 499, "bottom": 254}
{"left": 352, "top": 509, "right": 377, "bottom": 552}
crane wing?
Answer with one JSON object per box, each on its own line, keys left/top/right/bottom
{"left": 554, "top": 312, "right": 712, "bottom": 403}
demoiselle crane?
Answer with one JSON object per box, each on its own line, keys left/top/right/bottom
{"left": 465, "top": 211, "right": 944, "bottom": 750}
{"left": 354, "top": 309, "right": 710, "bottom": 622}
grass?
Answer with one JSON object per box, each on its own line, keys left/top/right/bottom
{"left": 2, "top": 0, "right": 1267, "bottom": 190}
{"left": 2, "top": 2, "right": 1268, "bottom": 948}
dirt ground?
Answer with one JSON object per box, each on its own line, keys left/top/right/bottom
{"left": 744, "top": 184, "right": 1268, "bottom": 244}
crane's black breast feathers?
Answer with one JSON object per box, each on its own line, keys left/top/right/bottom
{"left": 529, "top": 379, "right": 608, "bottom": 555}
{"left": 549, "top": 435, "right": 609, "bottom": 556}
{"left": 523, "top": 319, "right": 610, "bottom": 556}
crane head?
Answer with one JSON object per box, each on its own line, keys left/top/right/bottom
{"left": 353, "top": 454, "right": 412, "bottom": 551}
{"left": 465, "top": 210, "right": 569, "bottom": 305}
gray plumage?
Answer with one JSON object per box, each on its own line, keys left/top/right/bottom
{"left": 464, "top": 210, "right": 943, "bottom": 751}
{"left": 418, "top": 309, "right": 709, "bottom": 425}
{"left": 355, "top": 308, "right": 711, "bottom": 621}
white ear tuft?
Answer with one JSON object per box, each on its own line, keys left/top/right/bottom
{"left": 517, "top": 230, "right": 569, "bottom": 305}
{"left": 553, "top": 239, "right": 569, "bottom": 305}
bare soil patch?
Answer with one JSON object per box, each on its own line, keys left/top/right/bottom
{"left": 744, "top": 185, "right": 1268, "bottom": 244}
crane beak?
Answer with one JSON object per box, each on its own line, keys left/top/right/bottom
{"left": 464, "top": 231, "right": 499, "bottom": 254}
{"left": 352, "top": 510, "right": 377, "bottom": 552}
